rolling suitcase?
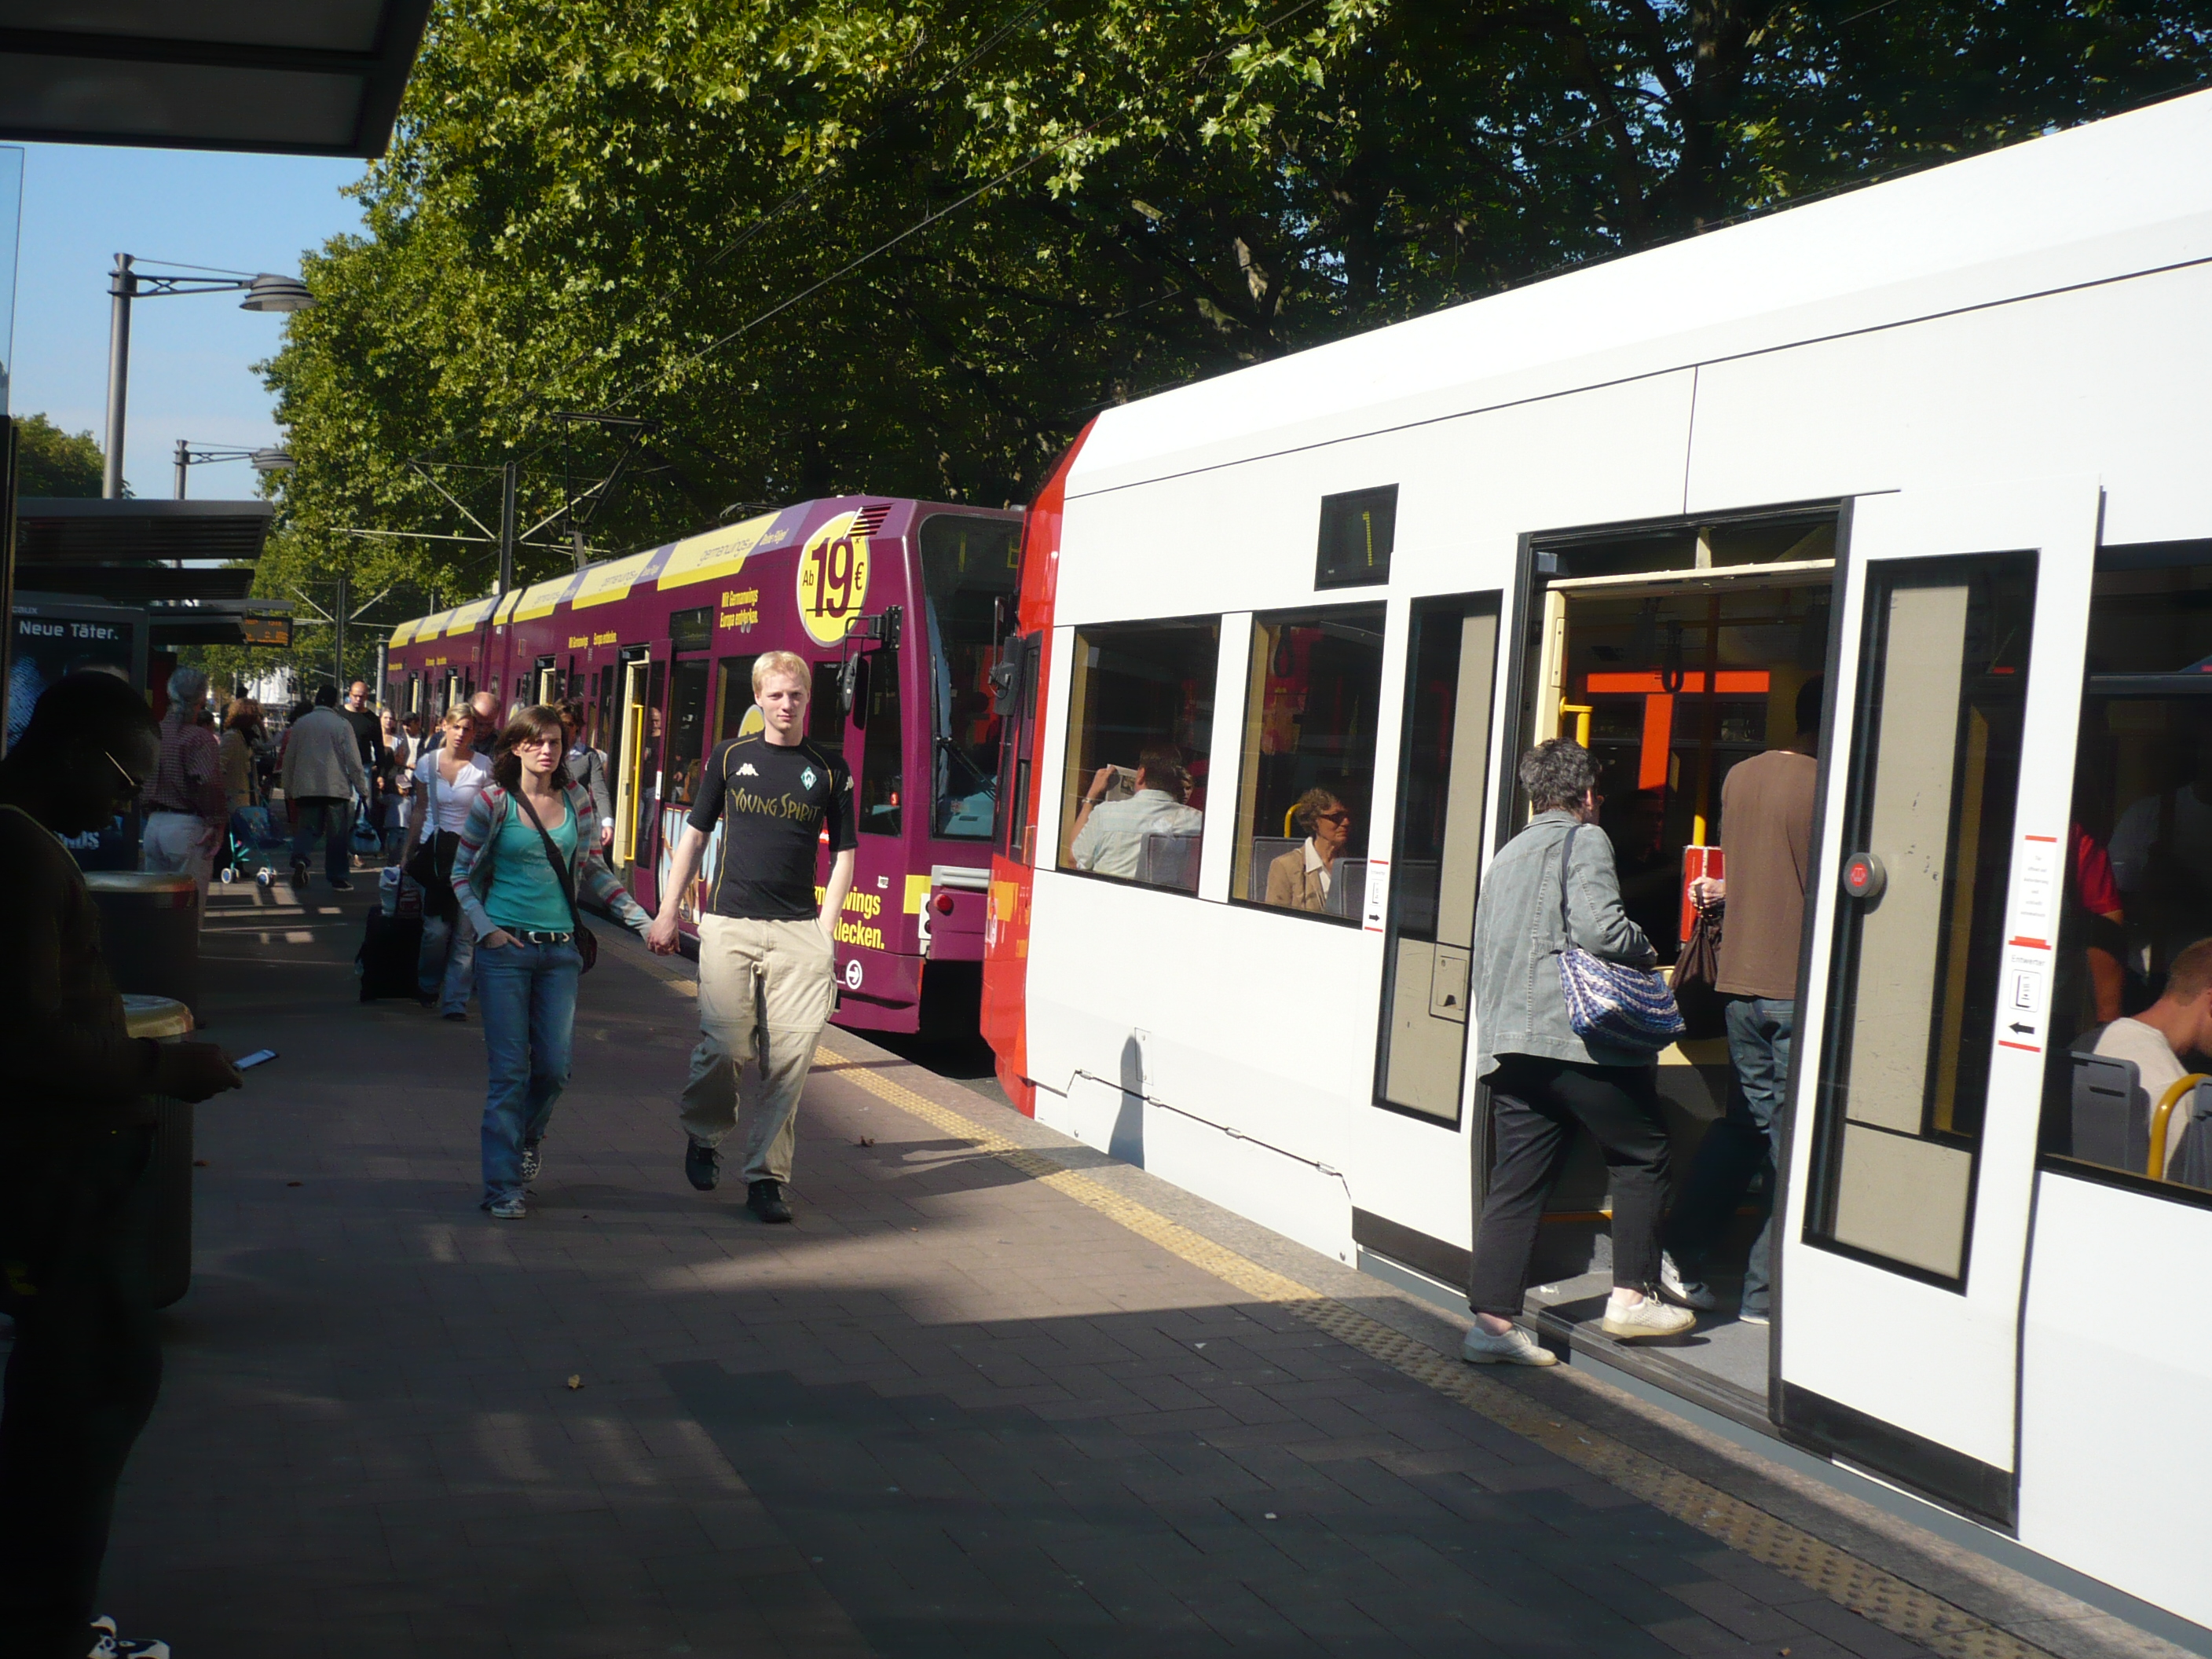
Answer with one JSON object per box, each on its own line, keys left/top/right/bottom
{"left": 357, "top": 906, "right": 423, "bottom": 1002}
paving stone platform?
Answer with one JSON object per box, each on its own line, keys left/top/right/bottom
{"left": 38, "top": 880, "right": 2181, "bottom": 1658}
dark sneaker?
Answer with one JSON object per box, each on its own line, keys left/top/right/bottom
{"left": 89, "top": 1615, "right": 170, "bottom": 1657}
{"left": 519, "top": 1141, "right": 542, "bottom": 1184}
{"left": 683, "top": 1137, "right": 720, "bottom": 1192}
{"left": 746, "top": 1178, "right": 793, "bottom": 1224}
{"left": 290, "top": 859, "right": 309, "bottom": 888}
{"left": 329, "top": 877, "right": 354, "bottom": 892}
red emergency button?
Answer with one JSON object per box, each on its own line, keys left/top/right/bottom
{"left": 1842, "top": 851, "right": 1886, "bottom": 900}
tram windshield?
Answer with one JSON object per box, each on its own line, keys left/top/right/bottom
{"left": 919, "top": 515, "right": 1020, "bottom": 840}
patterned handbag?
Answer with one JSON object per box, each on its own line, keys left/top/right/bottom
{"left": 1554, "top": 825, "right": 1686, "bottom": 1052}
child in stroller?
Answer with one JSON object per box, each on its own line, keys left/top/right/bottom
{"left": 218, "top": 803, "right": 279, "bottom": 887}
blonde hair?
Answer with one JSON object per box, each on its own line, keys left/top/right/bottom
{"left": 440, "top": 703, "right": 473, "bottom": 733}
{"left": 753, "top": 650, "right": 810, "bottom": 694}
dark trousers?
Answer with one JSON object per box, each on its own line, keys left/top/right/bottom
{"left": 291, "top": 795, "right": 354, "bottom": 884}
{"left": 1469, "top": 1055, "right": 1672, "bottom": 1316}
{"left": 0, "top": 1130, "right": 161, "bottom": 1657}
{"left": 1664, "top": 995, "right": 1793, "bottom": 1316}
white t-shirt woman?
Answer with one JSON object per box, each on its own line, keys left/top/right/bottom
{"left": 415, "top": 743, "right": 492, "bottom": 841}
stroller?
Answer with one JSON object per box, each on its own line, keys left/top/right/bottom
{"left": 218, "top": 804, "right": 279, "bottom": 888}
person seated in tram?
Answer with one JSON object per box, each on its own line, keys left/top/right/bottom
{"left": 2090, "top": 936, "right": 2212, "bottom": 1179}
{"left": 1265, "top": 788, "right": 1353, "bottom": 913}
{"left": 1070, "top": 743, "right": 1202, "bottom": 879}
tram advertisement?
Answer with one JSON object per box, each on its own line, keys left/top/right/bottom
{"left": 797, "top": 511, "right": 870, "bottom": 646}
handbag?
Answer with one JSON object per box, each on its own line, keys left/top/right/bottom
{"left": 1554, "top": 824, "right": 1686, "bottom": 1052}
{"left": 511, "top": 784, "right": 597, "bottom": 973}
{"left": 402, "top": 758, "right": 460, "bottom": 924}
{"left": 1671, "top": 896, "right": 1727, "bottom": 1040}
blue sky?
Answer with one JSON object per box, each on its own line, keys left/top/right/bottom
{"left": 7, "top": 142, "right": 368, "bottom": 500}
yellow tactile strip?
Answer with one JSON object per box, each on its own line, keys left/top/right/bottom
{"left": 815, "top": 1050, "right": 2053, "bottom": 1659}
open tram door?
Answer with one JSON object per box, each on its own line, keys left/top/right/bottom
{"left": 610, "top": 645, "right": 653, "bottom": 873}
{"left": 1776, "top": 478, "right": 2098, "bottom": 1528}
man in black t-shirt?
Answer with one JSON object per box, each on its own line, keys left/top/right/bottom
{"left": 649, "top": 650, "right": 856, "bottom": 1222}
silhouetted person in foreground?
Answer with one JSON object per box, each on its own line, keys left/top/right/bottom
{"left": 0, "top": 672, "right": 242, "bottom": 1658}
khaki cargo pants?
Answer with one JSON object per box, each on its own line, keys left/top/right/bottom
{"left": 679, "top": 914, "right": 837, "bottom": 1184}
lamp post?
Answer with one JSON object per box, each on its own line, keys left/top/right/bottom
{"left": 172, "top": 440, "right": 295, "bottom": 499}
{"left": 104, "top": 255, "right": 313, "bottom": 499}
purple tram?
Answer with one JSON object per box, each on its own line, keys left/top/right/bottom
{"left": 383, "top": 496, "right": 1022, "bottom": 1035}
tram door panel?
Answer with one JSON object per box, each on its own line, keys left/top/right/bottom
{"left": 612, "top": 654, "right": 653, "bottom": 873}
{"left": 1778, "top": 481, "right": 2098, "bottom": 1525}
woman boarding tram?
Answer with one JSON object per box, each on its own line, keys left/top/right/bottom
{"left": 980, "top": 90, "right": 2212, "bottom": 1639}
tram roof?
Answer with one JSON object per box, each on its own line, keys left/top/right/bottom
{"left": 1070, "top": 88, "right": 2212, "bottom": 499}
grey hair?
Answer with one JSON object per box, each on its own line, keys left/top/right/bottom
{"left": 167, "top": 665, "right": 209, "bottom": 706}
{"left": 1518, "top": 738, "right": 1599, "bottom": 812}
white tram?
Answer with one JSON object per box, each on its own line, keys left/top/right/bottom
{"left": 980, "top": 88, "right": 2212, "bottom": 1636}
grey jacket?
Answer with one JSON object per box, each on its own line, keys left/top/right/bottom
{"left": 280, "top": 706, "right": 371, "bottom": 804}
{"left": 1471, "top": 808, "right": 1658, "bottom": 1075}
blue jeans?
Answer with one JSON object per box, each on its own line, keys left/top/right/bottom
{"left": 1664, "top": 995, "right": 1793, "bottom": 1317}
{"left": 475, "top": 937, "right": 581, "bottom": 1207}
{"left": 290, "top": 797, "right": 353, "bottom": 884}
{"left": 417, "top": 910, "right": 477, "bottom": 1016}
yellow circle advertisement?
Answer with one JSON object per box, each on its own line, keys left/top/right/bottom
{"left": 796, "top": 511, "right": 871, "bottom": 646}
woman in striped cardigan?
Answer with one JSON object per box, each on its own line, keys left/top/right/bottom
{"left": 450, "top": 705, "right": 650, "bottom": 1218}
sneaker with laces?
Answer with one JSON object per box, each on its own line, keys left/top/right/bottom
{"left": 519, "top": 1141, "right": 542, "bottom": 1184}
{"left": 683, "top": 1137, "right": 720, "bottom": 1192}
{"left": 89, "top": 1615, "right": 170, "bottom": 1658}
{"left": 1601, "top": 1294, "right": 1696, "bottom": 1340}
{"left": 1659, "top": 1253, "right": 1720, "bottom": 1311}
{"left": 1459, "top": 1324, "right": 1558, "bottom": 1367}
{"left": 1739, "top": 1306, "right": 1771, "bottom": 1326}
{"left": 486, "top": 1196, "right": 527, "bottom": 1220}
{"left": 746, "top": 1177, "right": 793, "bottom": 1224}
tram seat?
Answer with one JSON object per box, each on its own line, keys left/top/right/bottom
{"left": 1135, "top": 831, "right": 1203, "bottom": 892}
{"left": 2067, "top": 1044, "right": 2146, "bottom": 1172}
{"left": 2168, "top": 1083, "right": 2212, "bottom": 1189}
{"left": 1247, "top": 837, "right": 1302, "bottom": 900}
{"left": 1327, "top": 859, "right": 1368, "bottom": 920}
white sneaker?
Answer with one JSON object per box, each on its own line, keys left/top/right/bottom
{"left": 89, "top": 1616, "right": 170, "bottom": 1658}
{"left": 1739, "top": 1307, "right": 1771, "bottom": 1326}
{"left": 1601, "top": 1295, "right": 1696, "bottom": 1339}
{"left": 1659, "top": 1254, "right": 1720, "bottom": 1310}
{"left": 1460, "top": 1324, "right": 1558, "bottom": 1366}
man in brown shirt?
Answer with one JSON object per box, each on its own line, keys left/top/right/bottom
{"left": 1662, "top": 677, "right": 1821, "bottom": 1325}
{"left": 0, "top": 672, "right": 240, "bottom": 1658}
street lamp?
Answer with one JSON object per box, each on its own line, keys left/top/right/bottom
{"left": 172, "top": 440, "right": 296, "bottom": 499}
{"left": 104, "top": 254, "right": 315, "bottom": 500}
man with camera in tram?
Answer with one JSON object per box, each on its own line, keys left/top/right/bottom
{"left": 646, "top": 650, "right": 856, "bottom": 1225}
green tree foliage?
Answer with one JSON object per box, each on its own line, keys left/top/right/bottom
{"left": 259, "top": 0, "right": 2211, "bottom": 641}
{"left": 15, "top": 413, "right": 105, "bottom": 498}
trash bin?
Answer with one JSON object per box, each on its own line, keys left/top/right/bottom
{"left": 123, "top": 994, "right": 195, "bottom": 1310}
{"left": 85, "top": 871, "right": 200, "bottom": 1018}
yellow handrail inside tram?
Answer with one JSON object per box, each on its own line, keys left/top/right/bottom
{"left": 2149, "top": 1072, "right": 2207, "bottom": 1179}
{"left": 1559, "top": 701, "right": 1593, "bottom": 749}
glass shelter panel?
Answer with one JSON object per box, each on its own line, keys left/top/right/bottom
{"left": 1059, "top": 621, "right": 1219, "bottom": 892}
{"left": 1376, "top": 595, "right": 1500, "bottom": 1122}
{"left": 920, "top": 515, "right": 1020, "bottom": 840}
{"left": 2042, "top": 544, "right": 2212, "bottom": 1193}
{"left": 1807, "top": 554, "right": 2035, "bottom": 1284}
{"left": 1232, "top": 605, "right": 1386, "bottom": 921}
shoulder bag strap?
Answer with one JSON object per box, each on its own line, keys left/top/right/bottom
{"left": 1557, "top": 822, "right": 1580, "bottom": 953}
{"left": 511, "top": 786, "right": 584, "bottom": 935}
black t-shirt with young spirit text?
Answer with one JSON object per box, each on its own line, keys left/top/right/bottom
{"left": 687, "top": 733, "right": 856, "bottom": 920}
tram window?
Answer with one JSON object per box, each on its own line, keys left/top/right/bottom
{"left": 663, "top": 658, "right": 710, "bottom": 808}
{"left": 1059, "top": 620, "right": 1219, "bottom": 891}
{"left": 2042, "top": 543, "right": 2212, "bottom": 1194}
{"left": 713, "top": 654, "right": 759, "bottom": 744}
{"left": 1231, "top": 604, "right": 1385, "bottom": 921}
{"left": 1806, "top": 554, "right": 2035, "bottom": 1284}
{"left": 1375, "top": 595, "right": 1500, "bottom": 1122}
{"left": 920, "top": 514, "right": 1019, "bottom": 841}
{"left": 858, "top": 646, "right": 903, "bottom": 835}
{"left": 669, "top": 606, "right": 712, "bottom": 655}
{"left": 1316, "top": 486, "right": 1396, "bottom": 589}
{"left": 808, "top": 661, "right": 844, "bottom": 752}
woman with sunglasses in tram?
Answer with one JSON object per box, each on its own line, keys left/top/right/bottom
{"left": 449, "top": 705, "right": 650, "bottom": 1219}
{"left": 1266, "top": 788, "right": 1355, "bottom": 913}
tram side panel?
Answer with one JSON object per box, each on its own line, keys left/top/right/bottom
{"left": 1014, "top": 374, "right": 1701, "bottom": 1265}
